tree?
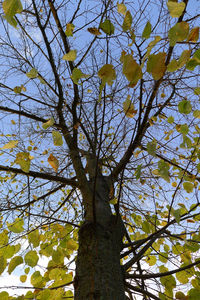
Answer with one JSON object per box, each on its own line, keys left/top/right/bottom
{"left": 0, "top": 0, "right": 200, "bottom": 299}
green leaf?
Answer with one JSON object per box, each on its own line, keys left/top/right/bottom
{"left": 183, "top": 182, "right": 194, "bottom": 193}
{"left": 147, "top": 141, "right": 156, "bottom": 156}
{"left": 25, "top": 250, "right": 39, "bottom": 267}
{"left": 3, "top": 0, "right": 23, "bottom": 17}
{"left": 172, "top": 209, "right": 181, "bottom": 224}
{"left": 100, "top": 19, "right": 115, "bottom": 35}
{"left": 71, "top": 68, "right": 89, "bottom": 84}
{"left": 52, "top": 131, "right": 63, "bottom": 146}
{"left": 135, "top": 164, "right": 142, "bottom": 180}
{"left": 13, "top": 86, "right": 22, "bottom": 93}
{"left": 178, "top": 50, "right": 191, "bottom": 68}
{"left": 193, "top": 110, "right": 200, "bottom": 118}
{"left": 31, "top": 271, "right": 46, "bottom": 288}
{"left": 188, "top": 288, "right": 200, "bottom": 300}
{"left": 146, "top": 255, "right": 156, "bottom": 266}
{"left": 194, "top": 87, "right": 200, "bottom": 95}
{"left": 167, "top": 1, "right": 185, "bottom": 18}
{"left": 180, "top": 124, "right": 189, "bottom": 135}
{"left": 7, "top": 218, "right": 24, "bottom": 233}
{"left": 158, "top": 160, "right": 170, "bottom": 182}
{"left": 65, "top": 23, "right": 75, "bottom": 36}
{"left": 8, "top": 256, "right": 23, "bottom": 274}
{"left": 28, "top": 229, "right": 40, "bottom": 248}
{"left": 98, "top": 64, "right": 116, "bottom": 86}
{"left": 0, "top": 140, "right": 18, "bottom": 150}
{"left": 42, "top": 117, "right": 55, "bottom": 129}
{"left": 122, "top": 11, "right": 132, "bottom": 31}
{"left": 15, "top": 152, "right": 31, "bottom": 173}
{"left": 3, "top": 14, "right": 17, "bottom": 27}
{"left": 167, "top": 116, "right": 174, "bottom": 123}
{"left": 0, "top": 256, "right": 7, "bottom": 275}
{"left": 147, "top": 52, "right": 166, "bottom": 80}
{"left": 159, "top": 252, "right": 168, "bottom": 263}
{"left": 20, "top": 275, "right": 27, "bottom": 283}
{"left": 176, "top": 270, "right": 189, "bottom": 284}
{"left": 0, "top": 292, "right": 9, "bottom": 300}
{"left": 122, "top": 54, "right": 142, "bottom": 86}
{"left": 66, "top": 239, "right": 78, "bottom": 251}
{"left": 168, "top": 22, "right": 189, "bottom": 46}
{"left": 178, "top": 100, "right": 192, "bottom": 114}
{"left": 167, "top": 59, "right": 179, "bottom": 72}
{"left": 26, "top": 68, "right": 38, "bottom": 79}
{"left": 62, "top": 50, "right": 77, "bottom": 61}
{"left": 175, "top": 291, "right": 186, "bottom": 299}
{"left": 142, "top": 21, "right": 151, "bottom": 39}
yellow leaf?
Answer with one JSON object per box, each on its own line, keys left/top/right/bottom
{"left": 122, "top": 54, "right": 142, "bottom": 86}
{"left": 0, "top": 140, "right": 18, "bottom": 149}
{"left": 52, "top": 131, "right": 63, "bottom": 146}
{"left": 123, "top": 96, "right": 137, "bottom": 118}
{"left": 117, "top": 3, "right": 126, "bottom": 15}
{"left": 65, "top": 23, "right": 75, "bottom": 36}
{"left": 62, "top": 50, "right": 77, "bottom": 61}
{"left": 3, "top": 0, "right": 23, "bottom": 17}
{"left": 87, "top": 27, "right": 101, "bottom": 35}
{"left": 167, "top": 1, "right": 185, "bottom": 18}
{"left": 122, "top": 10, "right": 132, "bottom": 31}
{"left": 11, "top": 120, "right": 16, "bottom": 124}
{"left": 147, "top": 52, "right": 166, "bottom": 80}
{"left": 187, "top": 27, "right": 199, "bottom": 42}
{"left": 48, "top": 154, "right": 59, "bottom": 172}
{"left": 42, "top": 118, "right": 54, "bottom": 129}
{"left": 15, "top": 152, "right": 30, "bottom": 173}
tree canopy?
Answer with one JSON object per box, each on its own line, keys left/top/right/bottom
{"left": 0, "top": 0, "right": 200, "bottom": 299}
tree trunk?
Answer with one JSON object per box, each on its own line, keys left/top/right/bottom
{"left": 74, "top": 177, "right": 126, "bottom": 300}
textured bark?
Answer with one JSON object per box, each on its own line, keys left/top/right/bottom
{"left": 75, "top": 176, "right": 126, "bottom": 300}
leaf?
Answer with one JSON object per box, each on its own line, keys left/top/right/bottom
{"left": 147, "top": 141, "right": 156, "bottom": 156}
{"left": 3, "top": 0, "right": 23, "bottom": 17}
{"left": 62, "top": 50, "right": 77, "bottom": 61}
{"left": 66, "top": 239, "right": 78, "bottom": 250}
{"left": 178, "top": 100, "right": 192, "bottom": 114}
{"left": 188, "top": 289, "right": 200, "bottom": 300}
{"left": 167, "top": 1, "right": 185, "bottom": 18}
{"left": 167, "top": 116, "right": 174, "bottom": 123}
{"left": 175, "top": 291, "right": 186, "bottom": 299}
{"left": 135, "top": 164, "right": 142, "bottom": 180}
{"left": 0, "top": 292, "right": 9, "bottom": 300}
{"left": 100, "top": 19, "right": 115, "bottom": 35}
{"left": 3, "top": 14, "right": 17, "bottom": 27}
{"left": 0, "top": 140, "right": 18, "bottom": 149}
{"left": 25, "top": 250, "right": 39, "bottom": 267}
{"left": 98, "top": 64, "right": 116, "bottom": 85}
{"left": 87, "top": 27, "right": 101, "bottom": 35}
{"left": 15, "top": 152, "right": 31, "bottom": 172}
{"left": 7, "top": 218, "right": 24, "bottom": 233}
{"left": 168, "top": 22, "right": 189, "bottom": 46}
{"left": 158, "top": 160, "right": 170, "bottom": 182}
{"left": 117, "top": 3, "right": 126, "bottom": 15}
{"left": 42, "top": 117, "right": 55, "bottom": 129}
{"left": 142, "top": 21, "right": 151, "bottom": 39}
{"left": 194, "top": 87, "right": 200, "bottom": 95}
{"left": 8, "top": 256, "right": 23, "bottom": 274}
{"left": 48, "top": 154, "right": 59, "bottom": 172}
{"left": 178, "top": 50, "right": 191, "bottom": 68}
{"left": 146, "top": 255, "right": 156, "bottom": 266}
{"left": 183, "top": 182, "right": 194, "bottom": 193}
{"left": 0, "top": 256, "right": 7, "bottom": 275}
{"left": 31, "top": 271, "right": 45, "bottom": 288}
{"left": 26, "top": 68, "right": 38, "bottom": 79}
{"left": 176, "top": 270, "right": 189, "bottom": 284}
{"left": 52, "top": 131, "right": 63, "bottom": 146}
{"left": 123, "top": 95, "right": 137, "bottom": 118}
{"left": 193, "top": 110, "right": 200, "bottom": 119}
{"left": 122, "top": 54, "right": 142, "bottom": 86}
{"left": 20, "top": 275, "right": 27, "bottom": 283}
{"left": 147, "top": 52, "right": 166, "bottom": 80}
{"left": 28, "top": 229, "right": 40, "bottom": 248}
{"left": 13, "top": 86, "right": 22, "bottom": 93}
{"left": 122, "top": 11, "right": 132, "bottom": 31}
{"left": 187, "top": 27, "right": 199, "bottom": 42}
{"left": 167, "top": 59, "right": 179, "bottom": 72}
{"left": 71, "top": 68, "right": 89, "bottom": 84}
{"left": 65, "top": 23, "right": 75, "bottom": 36}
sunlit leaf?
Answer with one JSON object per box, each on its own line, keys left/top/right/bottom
{"left": 0, "top": 291, "right": 9, "bottom": 300}
{"left": 15, "top": 152, "right": 31, "bottom": 173}
{"left": 26, "top": 68, "right": 38, "bottom": 79}
{"left": 42, "top": 117, "right": 55, "bottom": 129}
{"left": 7, "top": 218, "right": 24, "bottom": 233}
{"left": 25, "top": 250, "right": 39, "bottom": 267}
{"left": 123, "top": 95, "right": 137, "bottom": 118}
{"left": 142, "top": 21, "right": 151, "bottom": 39}
{"left": 31, "top": 271, "right": 45, "bottom": 288}
{"left": 52, "top": 131, "right": 63, "bottom": 146}
{"left": 147, "top": 52, "right": 166, "bottom": 80}
{"left": 65, "top": 23, "right": 75, "bottom": 36}
{"left": 0, "top": 140, "right": 18, "bottom": 150}
{"left": 167, "top": 1, "right": 185, "bottom": 18}
{"left": 20, "top": 275, "right": 27, "bottom": 283}
{"left": 8, "top": 256, "right": 23, "bottom": 274}
{"left": 48, "top": 154, "right": 59, "bottom": 172}
{"left": 168, "top": 22, "right": 189, "bottom": 46}
{"left": 62, "top": 50, "right": 77, "bottom": 61}
{"left": 117, "top": 2, "right": 126, "bottom": 15}
{"left": 100, "top": 19, "right": 115, "bottom": 35}
{"left": 28, "top": 229, "right": 40, "bottom": 248}
{"left": 122, "top": 11, "right": 132, "bottom": 31}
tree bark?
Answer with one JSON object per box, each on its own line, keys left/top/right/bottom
{"left": 74, "top": 176, "right": 126, "bottom": 300}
